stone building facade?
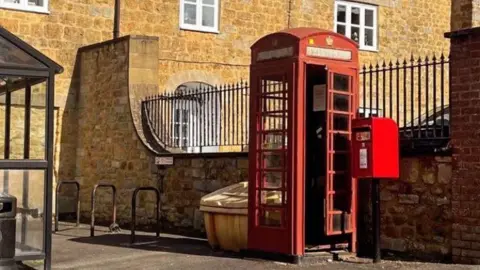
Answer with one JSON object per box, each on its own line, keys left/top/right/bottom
{"left": 0, "top": 0, "right": 453, "bottom": 184}
{"left": 0, "top": 0, "right": 471, "bottom": 263}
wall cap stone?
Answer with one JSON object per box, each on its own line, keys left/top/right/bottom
{"left": 156, "top": 152, "right": 248, "bottom": 159}
{"left": 445, "top": 26, "right": 480, "bottom": 39}
{"left": 78, "top": 35, "right": 159, "bottom": 54}
{"left": 79, "top": 35, "right": 131, "bottom": 53}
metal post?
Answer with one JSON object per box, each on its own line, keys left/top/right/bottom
{"left": 372, "top": 178, "right": 381, "bottom": 263}
{"left": 44, "top": 75, "right": 55, "bottom": 270}
{"left": 113, "top": 0, "right": 121, "bottom": 39}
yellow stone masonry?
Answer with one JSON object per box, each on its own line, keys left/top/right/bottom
{"left": 0, "top": 0, "right": 454, "bottom": 221}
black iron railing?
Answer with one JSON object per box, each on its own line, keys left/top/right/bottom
{"left": 142, "top": 82, "right": 249, "bottom": 152}
{"left": 142, "top": 54, "right": 450, "bottom": 153}
{"left": 360, "top": 54, "right": 450, "bottom": 152}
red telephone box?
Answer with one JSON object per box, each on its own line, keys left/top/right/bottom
{"left": 247, "top": 28, "right": 359, "bottom": 260}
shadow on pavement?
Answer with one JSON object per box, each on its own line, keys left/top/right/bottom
{"left": 67, "top": 233, "right": 242, "bottom": 259}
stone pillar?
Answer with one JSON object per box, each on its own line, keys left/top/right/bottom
{"left": 445, "top": 27, "right": 480, "bottom": 264}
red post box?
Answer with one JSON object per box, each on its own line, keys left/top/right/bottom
{"left": 351, "top": 117, "right": 399, "bottom": 179}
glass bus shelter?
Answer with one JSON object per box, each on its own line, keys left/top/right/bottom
{"left": 0, "top": 26, "right": 63, "bottom": 269}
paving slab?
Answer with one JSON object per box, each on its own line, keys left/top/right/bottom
{"left": 21, "top": 223, "right": 480, "bottom": 270}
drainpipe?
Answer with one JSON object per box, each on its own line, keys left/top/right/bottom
{"left": 287, "top": 0, "right": 292, "bottom": 28}
{"left": 113, "top": 0, "right": 120, "bottom": 39}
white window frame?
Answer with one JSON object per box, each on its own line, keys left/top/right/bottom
{"left": 171, "top": 84, "right": 221, "bottom": 154}
{"left": 172, "top": 107, "right": 192, "bottom": 152}
{"left": 0, "top": 0, "right": 49, "bottom": 14}
{"left": 179, "top": 0, "right": 219, "bottom": 33}
{"left": 334, "top": 0, "right": 377, "bottom": 51}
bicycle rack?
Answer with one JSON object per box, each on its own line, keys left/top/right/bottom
{"left": 55, "top": 181, "right": 80, "bottom": 232}
{"left": 90, "top": 184, "right": 119, "bottom": 237}
{"left": 131, "top": 187, "right": 160, "bottom": 244}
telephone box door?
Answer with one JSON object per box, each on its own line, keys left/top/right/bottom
{"left": 248, "top": 68, "right": 293, "bottom": 254}
{"left": 325, "top": 67, "right": 357, "bottom": 236}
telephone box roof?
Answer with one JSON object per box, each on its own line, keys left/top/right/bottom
{"left": 251, "top": 27, "right": 359, "bottom": 49}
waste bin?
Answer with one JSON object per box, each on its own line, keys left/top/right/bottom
{"left": 199, "top": 182, "right": 281, "bottom": 252}
{"left": 200, "top": 182, "right": 248, "bottom": 252}
{"left": 0, "top": 193, "right": 17, "bottom": 270}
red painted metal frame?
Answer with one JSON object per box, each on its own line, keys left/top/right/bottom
{"left": 324, "top": 67, "right": 357, "bottom": 244}
{"left": 248, "top": 61, "right": 295, "bottom": 255}
{"left": 248, "top": 28, "right": 359, "bottom": 258}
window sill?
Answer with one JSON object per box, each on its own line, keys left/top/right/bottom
{"left": 359, "top": 47, "right": 379, "bottom": 53}
{"left": 179, "top": 24, "right": 219, "bottom": 34}
{"left": 0, "top": 5, "right": 49, "bottom": 14}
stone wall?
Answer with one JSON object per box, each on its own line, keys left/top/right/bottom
{"left": 159, "top": 154, "right": 248, "bottom": 234}
{"left": 73, "top": 36, "right": 160, "bottom": 226}
{"left": 358, "top": 155, "right": 452, "bottom": 261}
{"left": 451, "top": 0, "right": 480, "bottom": 31}
{"left": 69, "top": 36, "right": 247, "bottom": 234}
{"left": 0, "top": 0, "right": 453, "bottom": 222}
{"left": 446, "top": 26, "right": 480, "bottom": 264}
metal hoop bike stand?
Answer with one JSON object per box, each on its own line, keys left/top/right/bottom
{"left": 131, "top": 187, "right": 160, "bottom": 244}
{"left": 54, "top": 181, "right": 80, "bottom": 232}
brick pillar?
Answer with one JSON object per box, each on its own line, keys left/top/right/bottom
{"left": 446, "top": 27, "right": 480, "bottom": 264}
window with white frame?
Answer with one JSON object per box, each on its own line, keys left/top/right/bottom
{"left": 0, "top": 0, "right": 48, "bottom": 13}
{"left": 179, "top": 0, "right": 219, "bottom": 33}
{"left": 172, "top": 82, "right": 220, "bottom": 153}
{"left": 334, "top": 1, "right": 377, "bottom": 51}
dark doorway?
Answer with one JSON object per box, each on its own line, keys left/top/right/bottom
{"left": 304, "top": 64, "right": 328, "bottom": 248}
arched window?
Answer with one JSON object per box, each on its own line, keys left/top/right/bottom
{"left": 172, "top": 82, "right": 220, "bottom": 153}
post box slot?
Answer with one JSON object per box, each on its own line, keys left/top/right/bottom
{"left": 0, "top": 202, "right": 13, "bottom": 213}
{"left": 354, "top": 127, "right": 371, "bottom": 132}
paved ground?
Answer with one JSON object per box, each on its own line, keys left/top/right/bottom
{"left": 22, "top": 223, "right": 480, "bottom": 269}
